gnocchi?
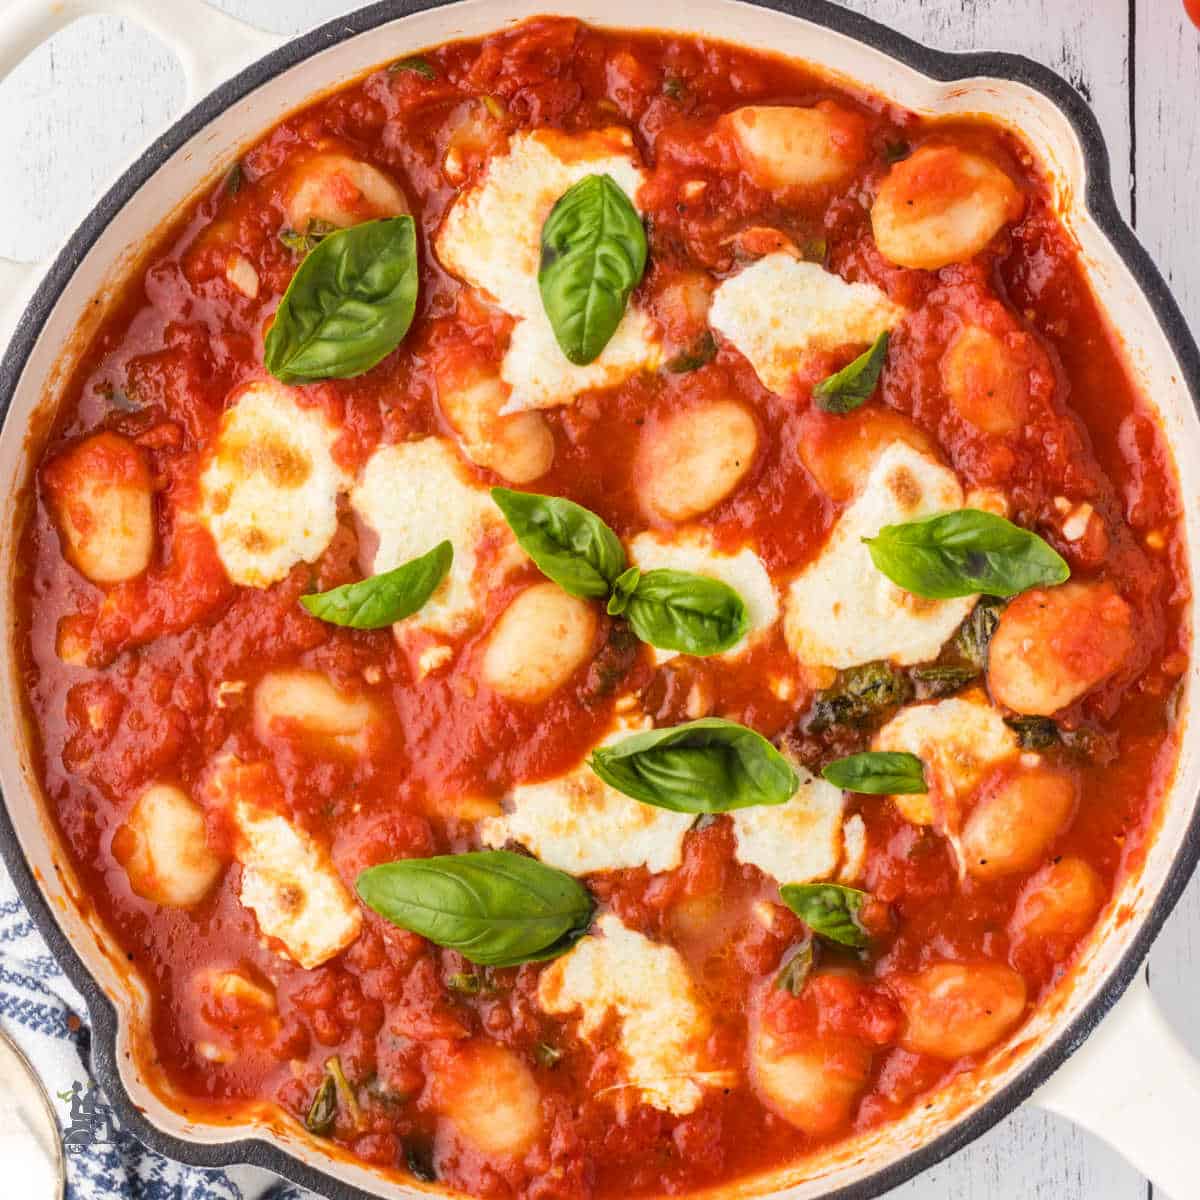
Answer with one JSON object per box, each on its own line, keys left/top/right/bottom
{"left": 872, "top": 145, "right": 1023, "bottom": 270}
{"left": 987, "top": 582, "right": 1135, "bottom": 715}
{"left": 283, "top": 153, "right": 409, "bottom": 231}
{"left": 438, "top": 364, "right": 554, "bottom": 484}
{"left": 481, "top": 583, "right": 597, "bottom": 703}
{"left": 723, "top": 102, "right": 868, "bottom": 192}
{"left": 798, "top": 407, "right": 935, "bottom": 502}
{"left": 112, "top": 784, "right": 222, "bottom": 907}
{"left": 1010, "top": 857, "right": 1105, "bottom": 941}
{"left": 43, "top": 432, "right": 155, "bottom": 585}
{"left": 895, "top": 962, "right": 1027, "bottom": 1058}
{"left": 961, "top": 765, "right": 1078, "bottom": 879}
{"left": 434, "top": 1041, "right": 543, "bottom": 1158}
{"left": 941, "top": 325, "right": 1029, "bottom": 434}
{"left": 636, "top": 400, "right": 758, "bottom": 522}
{"left": 750, "top": 1028, "right": 872, "bottom": 1135}
{"left": 253, "top": 669, "right": 377, "bottom": 756}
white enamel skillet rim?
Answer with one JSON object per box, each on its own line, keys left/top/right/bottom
{"left": 1, "top": 1, "right": 1199, "bottom": 1198}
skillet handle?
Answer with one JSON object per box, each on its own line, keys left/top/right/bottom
{"left": 0, "top": 0, "right": 283, "bottom": 345}
{"left": 1032, "top": 974, "right": 1200, "bottom": 1200}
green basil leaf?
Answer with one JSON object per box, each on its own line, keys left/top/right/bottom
{"left": 952, "top": 596, "right": 1005, "bottom": 668}
{"left": 491, "top": 488, "right": 626, "bottom": 598}
{"left": 589, "top": 717, "right": 798, "bottom": 813}
{"left": 305, "top": 1074, "right": 337, "bottom": 1136}
{"left": 538, "top": 174, "right": 648, "bottom": 366}
{"left": 356, "top": 850, "right": 594, "bottom": 968}
{"left": 624, "top": 569, "right": 749, "bottom": 657}
{"left": 907, "top": 663, "right": 978, "bottom": 701}
{"left": 607, "top": 566, "right": 641, "bottom": 616}
{"left": 665, "top": 331, "right": 717, "bottom": 373}
{"left": 775, "top": 940, "right": 814, "bottom": 994}
{"left": 780, "top": 883, "right": 869, "bottom": 949}
{"left": 864, "top": 509, "right": 1070, "bottom": 600}
{"left": 300, "top": 541, "right": 452, "bottom": 628}
{"left": 388, "top": 55, "right": 436, "bottom": 78}
{"left": 813, "top": 331, "right": 889, "bottom": 414}
{"left": 265, "top": 216, "right": 419, "bottom": 383}
{"left": 1005, "top": 715, "right": 1060, "bottom": 751}
{"left": 822, "top": 750, "right": 927, "bottom": 794}
{"left": 278, "top": 218, "right": 339, "bottom": 258}
{"left": 805, "top": 660, "right": 912, "bottom": 733}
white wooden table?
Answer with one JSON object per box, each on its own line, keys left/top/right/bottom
{"left": 0, "top": 1, "right": 1195, "bottom": 1196}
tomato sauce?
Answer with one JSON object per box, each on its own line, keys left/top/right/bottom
{"left": 13, "top": 17, "right": 1189, "bottom": 1200}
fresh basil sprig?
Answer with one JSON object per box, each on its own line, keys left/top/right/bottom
{"left": 388, "top": 55, "right": 436, "bottom": 78}
{"left": 300, "top": 541, "right": 452, "bottom": 628}
{"left": 538, "top": 174, "right": 648, "bottom": 366}
{"left": 491, "top": 488, "right": 625, "bottom": 598}
{"left": 775, "top": 940, "right": 814, "bottom": 994}
{"left": 492, "top": 489, "right": 749, "bottom": 657}
{"left": 822, "top": 750, "right": 927, "bottom": 794}
{"left": 265, "top": 216, "right": 419, "bottom": 383}
{"left": 356, "top": 850, "right": 593, "bottom": 968}
{"left": 589, "top": 717, "right": 798, "bottom": 813}
{"left": 780, "top": 883, "right": 869, "bottom": 949}
{"left": 813, "top": 331, "right": 889, "bottom": 414}
{"left": 865, "top": 509, "right": 1070, "bottom": 600}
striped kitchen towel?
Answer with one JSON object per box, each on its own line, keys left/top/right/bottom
{"left": 0, "top": 863, "right": 314, "bottom": 1200}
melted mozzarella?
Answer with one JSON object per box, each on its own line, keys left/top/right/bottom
{"left": 730, "top": 769, "right": 845, "bottom": 884}
{"left": 628, "top": 528, "right": 778, "bottom": 664}
{"left": 199, "top": 380, "right": 347, "bottom": 588}
{"left": 873, "top": 692, "right": 1020, "bottom": 826}
{"left": 350, "top": 437, "right": 518, "bottom": 638}
{"left": 538, "top": 914, "right": 730, "bottom": 1115}
{"left": 435, "top": 128, "right": 660, "bottom": 411}
{"left": 232, "top": 800, "right": 361, "bottom": 969}
{"left": 709, "top": 255, "right": 905, "bottom": 395}
{"left": 480, "top": 725, "right": 693, "bottom": 874}
{"left": 783, "top": 442, "right": 976, "bottom": 670}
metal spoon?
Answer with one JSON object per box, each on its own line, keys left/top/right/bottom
{"left": 0, "top": 1025, "right": 65, "bottom": 1198}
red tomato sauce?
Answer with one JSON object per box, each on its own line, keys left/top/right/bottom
{"left": 13, "top": 17, "right": 1188, "bottom": 1200}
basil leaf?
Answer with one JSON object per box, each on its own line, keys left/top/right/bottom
{"left": 864, "top": 509, "right": 1070, "bottom": 599}
{"left": 300, "top": 541, "right": 452, "bottom": 628}
{"left": 305, "top": 1074, "right": 337, "bottom": 1136}
{"left": 607, "top": 566, "right": 641, "bottom": 616}
{"left": 805, "top": 660, "right": 911, "bottom": 733}
{"left": 356, "top": 850, "right": 593, "bottom": 968}
{"left": 589, "top": 717, "right": 798, "bottom": 813}
{"left": 665, "top": 331, "right": 717, "bottom": 373}
{"left": 491, "top": 488, "right": 625, "bottom": 599}
{"left": 813, "top": 331, "right": 889, "bottom": 414}
{"left": 388, "top": 55, "right": 436, "bottom": 78}
{"left": 775, "top": 940, "right": 814, "bottom": 995}
{"left": 822, "top": 750, "right": 927, "bottom": 794}
{"left": 780, "top": 883, "right": 869, "bottom": 949}
{"left": 952, "top": 596, "right": 1005, "bottom": 668}
{"left": 1005, "top": 715, "right": 1060, "bottom": 750}
{"left": 624, "top": 569, "right": 749, "bottom": 657}
{"left": 265, "top": 216, "right": 419, "bottom": 383}
{"left": 278, "top": 218, "right": 338, "bottom": 258}
{"left": 907, "top": 663, "right": 978, "bottom": 701}
{"left": 538, "top": 174, "right": 648, "bottom": 366}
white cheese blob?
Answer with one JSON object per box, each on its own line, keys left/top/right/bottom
{"left": 709, "top": 254, "right": 905, "bottom": 396}
{"left": 538, "top": 914, "right": 731, "bottom": 1115}
{"left": 199, "top": 380, "right": 348, "bottom": 588}
{"left": 480, "top": 725, "right": 693, "bottom": 875}
{"left": 628, "top": 527, "right": 779, "bottom": 663}
{"left": 232, "top": 800, "right": 361, "bottom": 970}
{"left": 435, "top": 128, "right": 660, "bottom": 411}
{"left": 783, "top": 442, "right": 976, "bottom": 670}
{"left": 350, "top": 437, "right": 518, "bottom": 638}
{"left": 730, "top": 768, "right": 845, "bottom": 884}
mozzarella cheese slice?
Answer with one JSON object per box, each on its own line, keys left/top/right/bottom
{"left": 709, "top": 254, "right": 905, "bottom": 395}
{"left": 480, "top": 725, "right": 693, "bottom": 875}
{"left": 873, "top": 691, "right": 1021, "bottom": 827}
{"left": 435, "top": 128, "right": 660, "bottom": 412}
{"left": 538, "top": 914, "right": 730, "bottom": 1115}
{"left": 628, "top": 527, "right": 779, "bottom": 664}
{"left": 730, "top": 768, "right": 845, "bottom": 884}
{"left": 198, "top": 380, "right": 348, "bottom": 588}
{"left": 232, "top": 800, "right": 361, "bottom": 970}
{"left": 783, "top": 441, "right": 976, "bottom": 670}
{"left": 350, "top": 437, "right": 518, "bottom": 638}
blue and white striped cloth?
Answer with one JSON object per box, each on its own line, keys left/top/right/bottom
{"left": 0, "top": 864, "right": 315, "bottom": 1200}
